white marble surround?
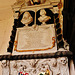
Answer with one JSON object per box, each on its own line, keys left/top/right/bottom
{"left": 12, "top": 0, "right": 60, "bottom": 55}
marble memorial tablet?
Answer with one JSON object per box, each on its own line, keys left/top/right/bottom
{"left": 14, "top": 24, "right": 55, "bottom": 52}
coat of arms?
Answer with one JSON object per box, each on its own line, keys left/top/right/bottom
{"left": 19, "top": 72, "right": 29, "bottom": 75}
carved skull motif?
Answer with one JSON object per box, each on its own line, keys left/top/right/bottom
{"left": 37, "top": 62, "right": 50, "bottom": 72}
{"left": 57, "top": 57, "right": 68, "bottom": 65}
{"left": 17, "top": 61, "right": 32, "bottom": 73}
{"left": 1, "top": 60, "right": 9, "bottom": 68}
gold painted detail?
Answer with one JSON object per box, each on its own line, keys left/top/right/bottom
{"left": 14, "top": 37, "right": 55, "bottom": 52}
{"left": 58, "top": 0, "right": 63, "bottom": 35}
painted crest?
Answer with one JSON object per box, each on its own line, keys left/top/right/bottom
{"left": 18, "top": 72, "right": 29, "bottom": 75}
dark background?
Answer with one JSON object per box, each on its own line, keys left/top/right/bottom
{"left": 63, "top": 0, "right": 75, "bottom": 64}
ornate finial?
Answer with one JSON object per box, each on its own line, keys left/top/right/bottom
{"left": 58, "top": 0, "right": 63, "bottom": 9}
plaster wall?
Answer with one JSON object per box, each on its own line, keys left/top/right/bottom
{"left": 0, "top": 0, "right": 16, "bottom": 54}
{"left": 0, "top": 0, "right": 16, "bottom": 75}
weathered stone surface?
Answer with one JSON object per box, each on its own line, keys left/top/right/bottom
{"left": 1, "top": 57, "right": 69, "bottom": 75}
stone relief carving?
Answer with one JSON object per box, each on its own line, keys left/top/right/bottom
{"left": 38, "top": 9, "right": 51, "bottom": 25}
{"left": 16, "top": 0, "right": 60, "bottom": 6}
{"left": 57, "top": 57, "right": 68, "bottom": 65}
{"left": 1, "top": 57, "right": 69, "bottom": 75}
{"left": 1, "top": 60, "right": 9, "bottom": 68}
{"left": 21, "top": 12, "right": 33, "bottom": 26}
{"left": 1, "top": 60, "right": 10, "bottom": 75}
{"left": 53, "top": 7, "right": 59, "bottom": 14}
{"left": 57, "top": 57, "right": 69, "bottom": 75}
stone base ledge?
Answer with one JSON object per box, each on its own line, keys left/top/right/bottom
{"left": 0, "top": 51, "right": 73, "bottom": 61}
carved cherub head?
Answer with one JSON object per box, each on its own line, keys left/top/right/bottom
{"left": 37, "top": 63, "right": 49, "bottom": 72}
{"left": 17, "top": 61, "right": 31, "bottom": 73}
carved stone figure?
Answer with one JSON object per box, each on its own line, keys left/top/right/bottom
{"left": 24, "top": 0, "right": 32, "bottom": 6}
{"left": 57, "top": 57, "right": 69, "bottom": 75}
{"left": 1, "top": 60, "right": 7, "bottom": 68}
{"left": 1, "top": 60, "right": 10, "bottom": 75}
{"left": 1, "top": 58, "right": 69, "bottom": 75}
{"left": 38, "top": 9, "right": 51, "bottom": 25}
{"left": 21, "top": 12, "right": 33, "bottom": 26}
{"left": 16, "top": 60, "right": 32, "bottom": 73}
